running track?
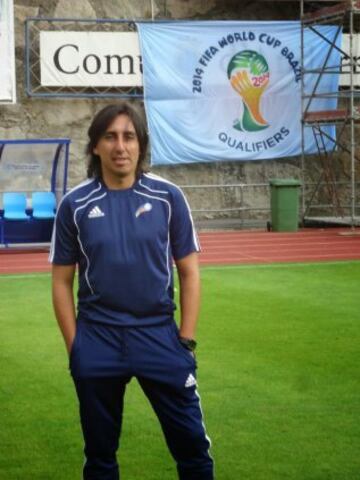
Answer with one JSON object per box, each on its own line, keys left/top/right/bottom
{"left": 0, "top": 228, "right": 359, "bottom": 274}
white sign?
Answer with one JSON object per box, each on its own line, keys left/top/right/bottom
{"left": 340, "top": 34, "right": 360, "bottom": 86}
{"left": 40, "top": 31, "right": 143, "bottom": 87}
{"left": 0, "top": 0, "right": 16, "bottom": 103}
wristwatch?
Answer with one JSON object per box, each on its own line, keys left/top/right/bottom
{"left": 179, "top": 336, "right": 197, "bottom": 352}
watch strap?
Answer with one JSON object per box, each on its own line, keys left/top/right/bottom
{"left": 178, "top": 336, "right": 197, "bottom": 352}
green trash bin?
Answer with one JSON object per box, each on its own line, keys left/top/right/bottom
{"left": 269, "top": 179, "right": 301, "bottom": 232}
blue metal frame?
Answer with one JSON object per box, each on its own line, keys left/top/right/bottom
{"left": 0, "top": 138, "right": 70, "bottom": 192}
{"left": 0, "top": 218, "right": 3, "bottom": 244}
{"left": 51, "top": 143, "right": 64, "bottom": 193}
{"left": 0, "top": 138, "right": 70, "bottom": 245}
{"left": 0, "top": 138, "right": 70, "bottom": 145}
{"left": 63, "top": 141, "right": 70, "bottom": 195}
{"left": 0, "top": 138, "right": 70, "bottom": 193}
{"left": 25, "top": 17, "right": 145, "bottom": 99}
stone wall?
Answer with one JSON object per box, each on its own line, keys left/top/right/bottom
{"left": 1, "top": 1, "right": 357, "bottom": 227}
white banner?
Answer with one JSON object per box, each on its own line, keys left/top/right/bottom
{"left": 0, "top": 0, "right": 16, "bottom": 103}
{"left": 340, "top": 34, "right": 360, "bottom": 86}
{"left": 138, "top": 21, "right": 340, "bottom": 165}
{"left": 40, "top": 31, "right": 142, "bottom": 87}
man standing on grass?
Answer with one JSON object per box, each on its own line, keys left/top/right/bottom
{"left": 50, "top": 102, "right": 214, "bottom": 479}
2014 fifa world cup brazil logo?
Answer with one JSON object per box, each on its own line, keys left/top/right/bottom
{"left": 228, "top": 50, "right": 270, "bottom": 132}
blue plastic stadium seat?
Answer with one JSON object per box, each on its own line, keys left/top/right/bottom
{"left": 32, "top": 191, "right": 56, "bottom": 219}
{"left": 3, "top": 192, "right": 30, "bottom": 220}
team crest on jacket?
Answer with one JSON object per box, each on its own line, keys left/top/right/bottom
{"left": 135, "top": 202, "right": 153, "bottom": 218}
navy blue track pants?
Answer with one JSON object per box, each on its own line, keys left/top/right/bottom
{"left": 70, "top": 319, "right": 214, "bottom": 479}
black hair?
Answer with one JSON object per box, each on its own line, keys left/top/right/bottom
{"left": 86, "top": 102, "right": 149, "bottom": 179}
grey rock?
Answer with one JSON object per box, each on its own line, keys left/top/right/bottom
{"left": 101, "top": 0, "right": 159, "bottom": 19}
{"left": 14, "top": 5, "right": 40, "bottom": 48}
{"left": 54, "top": 0, "right": 97, "bottom": 18}
{"left": 165, "top": 0, "right": 216, "bottom": 19}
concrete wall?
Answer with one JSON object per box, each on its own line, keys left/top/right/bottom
{"left": 1, "top": 1, "right": 356, "bottom": 227}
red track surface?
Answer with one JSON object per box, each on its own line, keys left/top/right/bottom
{"left": 198, "top": 228, "right": 360, "bottom": 265}
{"left": 0, "top": 228, "right": 360, "bottom": 275}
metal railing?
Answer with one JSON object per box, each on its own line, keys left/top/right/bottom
{"left": 179, "top": 181, "right": 360, "bottom": 228}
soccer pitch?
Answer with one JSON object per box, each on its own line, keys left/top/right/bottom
{"left": 0, "top": 262, "right": 359, "bottom": 479}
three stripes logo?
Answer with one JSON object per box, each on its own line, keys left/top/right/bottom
{"left": 185, "top": 373, "right": 197, "bottom": 388}
{"left": 88, "top": 205, "right": 105, "bottom": 219}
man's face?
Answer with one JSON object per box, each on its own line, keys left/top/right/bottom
{"left": 94, "top": 114, "right": 140, "bottom": 188}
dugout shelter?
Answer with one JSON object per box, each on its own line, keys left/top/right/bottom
{"left": 0, "top": 138, "right": 70, "bottom": 245}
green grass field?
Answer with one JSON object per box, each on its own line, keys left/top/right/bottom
{"left": 0, "top": 261, "right": 359, "bottom": 479}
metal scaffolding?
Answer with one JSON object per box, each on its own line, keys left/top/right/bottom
{"left": 300, "top": 0, "right": 360, "bottom": 227}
